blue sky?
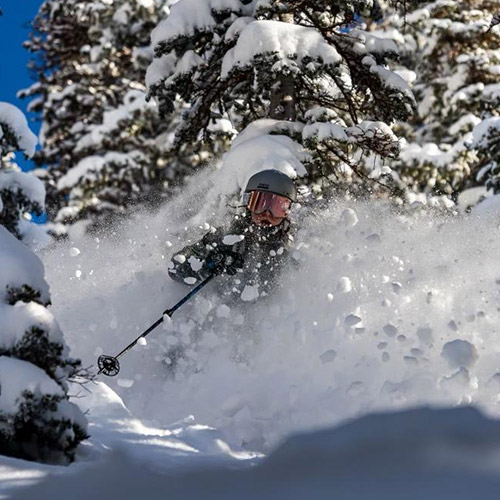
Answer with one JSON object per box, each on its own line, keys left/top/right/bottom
{"left": 0, "top": 0, "right": 43, "bottom": 171}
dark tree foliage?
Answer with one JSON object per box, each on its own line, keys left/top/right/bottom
{"left": 385, "top": 0, "right": 500, "bottom": 203}
{"left": 0, "top": 117, "right": 42, "bottom": 239}
{"left": 0, "top": 391, "right": 88, "bottom": 463}
{"left": 148, "top": 0, "right": 417, "bottom": 195}
{"left": 23, "top": 0, "right": 231, "bottom": 233}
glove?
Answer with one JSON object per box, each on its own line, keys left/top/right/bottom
{"left": 203, "top": 249, "right": 244, "bottom": 276}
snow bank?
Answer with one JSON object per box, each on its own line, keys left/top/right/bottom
{"left": 12, "top": 406, "right": 500, "bottom": 500}
{"left": 0, "top": 380, "right": 259, "bottom": 497}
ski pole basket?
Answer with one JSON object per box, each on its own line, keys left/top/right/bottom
{"left": 97, "top": 274, "right": 215, "bottom": 377}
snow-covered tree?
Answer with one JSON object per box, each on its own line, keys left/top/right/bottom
{"left": 0, "top": 103, "right": 43, "bottom": 240}
{"left": 21, "top": 0, "right": 92, "bottom": 226}
{"left": 147, "top": 0, "right": 416, "bottom": 197}
{"left": 24, "top": 0, "right": 231, "bottom": 234}
{"left": 0, "top": 103, "right": 88, "bottom": 463}
{"left": 469, "top": 8, "right": 500, "bottom": 195}
{"left": 472, "top": 117, "right": 500, "bottom": 193}
{"left": 385, "top": 1, "right": 500, "bottom": 203}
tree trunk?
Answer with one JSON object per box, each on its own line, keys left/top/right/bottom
{"left": 269, "top": 12, "right": 296, "bottom": 121}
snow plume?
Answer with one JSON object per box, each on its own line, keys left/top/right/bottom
{"left": 42, "top": 171, "right": 500, "bottom": 453}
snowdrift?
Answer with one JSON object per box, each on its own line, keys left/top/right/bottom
{"left": 0, "top": 381, "right": 258, "bottom": 498}
{"left": 12, "top": 406, "right": 500, "bottom": 500}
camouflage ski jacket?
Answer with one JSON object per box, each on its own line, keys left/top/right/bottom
{"left": 168, "top": 214, "right": 294, "bottom": 300}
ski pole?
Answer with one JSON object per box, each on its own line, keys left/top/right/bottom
{"left": 97, "top": 274, "right": 216, "bottom": 376}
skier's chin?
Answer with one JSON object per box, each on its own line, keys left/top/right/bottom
{"left": 252, "top": 215, "right": 283, "bottom": 227}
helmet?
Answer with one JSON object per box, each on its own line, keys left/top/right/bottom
{"left": 244, "top": 169, "right": 297, "bottom": 202}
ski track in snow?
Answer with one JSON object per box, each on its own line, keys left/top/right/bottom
{"left": 39, "top": 176, "right": 500, "bottom": 457}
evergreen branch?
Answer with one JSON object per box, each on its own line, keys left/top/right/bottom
{"left": 487, "top": 13, "right": 500, "bottom": 33}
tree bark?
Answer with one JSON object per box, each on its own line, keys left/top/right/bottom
{"left": 269, "top": 12, "right": 296, "bottom": 121}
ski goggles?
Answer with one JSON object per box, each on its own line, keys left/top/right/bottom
{"left": 246, "top": 191, "right": 291, "bottom": 218}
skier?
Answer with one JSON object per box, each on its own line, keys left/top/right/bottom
{"left": 97, "top": 170, "right": 297, "bottom": 377}
{"left": 168, "top": 169, "right": 297, "bottom": 300}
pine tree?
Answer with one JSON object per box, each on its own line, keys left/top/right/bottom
{"left": 24, "top": 0, "right": 231, "bottom": 234}
{"left": 469, "top": 8, "right": 500, "bottom": 195}
{"left": 147, "top": 0, "right": 417, "bottom": 198}
{"left": 0, "top": 103, "right": 88, "bottom": 463}
{"left": 472, "top": 117, "right": 500, "bottom": 193}
{"left": 385, "top": 1, "right": 500, "bottom": 204}
{"left": 22, "top": 0, "right": 93, "bottom": 225}
{"left": 0, "top": 102, "right": 42, "bottom": 240}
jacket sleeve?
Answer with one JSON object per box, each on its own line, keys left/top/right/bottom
{"left": 168, "top": 228, "right": 224, "bottom": 285}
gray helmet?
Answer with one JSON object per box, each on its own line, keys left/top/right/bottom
{"left": 244, "top": 169, "right": 297, "bottom": 202}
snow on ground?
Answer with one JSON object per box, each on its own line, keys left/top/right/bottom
{"left": 10, "top": 406, "right": 500, "bottom": 499}
{"left": 0, "top": 381, "right": 258, "bottom": 499}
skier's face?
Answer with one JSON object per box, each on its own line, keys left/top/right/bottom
{"left": 251, "top": 211, "right": 286, "bottom": 227}
{"left": 247, "top": 191, "right": 291, "bottom": 226}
